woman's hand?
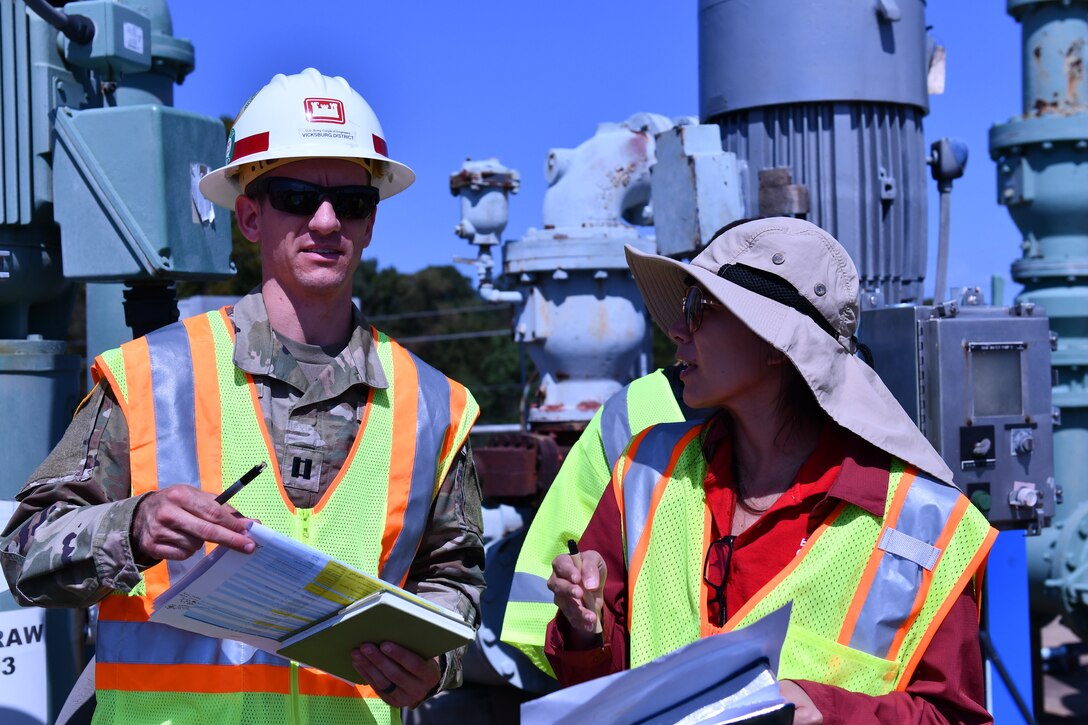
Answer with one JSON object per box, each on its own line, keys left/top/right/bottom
{"left": 780, "top": 680, "right": 823, "bottom": 724}
{"left": 548, "top": 550, "right": 606, "bottom": 648}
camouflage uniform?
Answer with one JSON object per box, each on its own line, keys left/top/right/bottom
{"left": 0, "top": 290, "right": 485, "bottom": 694}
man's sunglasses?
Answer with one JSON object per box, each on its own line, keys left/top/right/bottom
{"left": 682, "top": 285, "right": 722, "bottom": 334}
{"left": 246, "top": 177, "right": 379, "bottom": 220}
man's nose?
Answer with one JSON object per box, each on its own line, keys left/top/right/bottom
{"left": 309, "top": 198, "right": 342, "bottom": 234}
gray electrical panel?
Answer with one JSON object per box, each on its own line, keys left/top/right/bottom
{"left": 860, "top": 301, "right": 1057, "bottom": 533}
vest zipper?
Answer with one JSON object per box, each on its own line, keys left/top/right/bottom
{"left": 299, "top": 507, "right": 311, "bottom": 544}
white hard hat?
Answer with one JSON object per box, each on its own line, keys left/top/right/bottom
{"left": 199, "top": 68, "right": 416, "bottom": 208}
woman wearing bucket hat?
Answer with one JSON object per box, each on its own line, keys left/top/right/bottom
{"left": 545, "top": 218, "right": 997, "bottom": 723}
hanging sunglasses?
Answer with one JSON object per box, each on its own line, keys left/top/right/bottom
{"left": 703, "top": 534, "right": 736, "bottom": 627}
{"left": 246, "top": 177, "right": 379, "bottom": 220}
{"left": 682, "top": 286, "right": 722, "bottom": 334}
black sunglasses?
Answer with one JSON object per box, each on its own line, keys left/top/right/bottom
{"left": 247, "top": 177, "right": 379, "bottom": 220}
{"left": 682, "top": 286, "right": 722, "bottom": 334}
{"left": 703, "top": 534, "right": 735, "bottom": 627}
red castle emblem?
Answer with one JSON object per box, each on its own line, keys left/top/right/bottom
{"left": 303, "top": 98, "right": 346, "bottom": 124}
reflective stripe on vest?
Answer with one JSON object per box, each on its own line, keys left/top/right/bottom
{"left": 500, "top": 370, "right": 688, "bottom": 677}
{"left": 89, "top": 308, "right": 477, "bottom": 721}
{"left": 618, "top": 421, "right": 996, "bottom": 694}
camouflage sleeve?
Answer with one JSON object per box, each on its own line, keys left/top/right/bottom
{"left": 403, "top": 439, "right": 485, "bottom": 695}
{"left": 0, "top": 384, "right": 147, "bottom": 608}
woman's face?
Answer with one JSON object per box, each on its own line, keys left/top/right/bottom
{"left": 668, "top": 287, "right": 781, "bottom": 412}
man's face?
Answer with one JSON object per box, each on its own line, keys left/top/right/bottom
{"left": 235, "top": 158, "right": 376, "bottom": 305}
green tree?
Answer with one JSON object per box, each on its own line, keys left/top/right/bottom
{"left": 353, "top": 260, "right": 523, "bottom": 423}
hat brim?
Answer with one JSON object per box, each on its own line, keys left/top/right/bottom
{"left": 624, "top": 244, "right": 955, "bottom": 484}
{"left": 198, "top": 152, "right": 416, "bottom": 210}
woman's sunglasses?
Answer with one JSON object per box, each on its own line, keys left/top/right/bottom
{"left": 682, "top": 286, "right": 722, "bottom": 334}
{"left": 246, "top": 177, "right": 379, "bottom": 220}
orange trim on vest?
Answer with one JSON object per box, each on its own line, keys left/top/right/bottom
{"left": 626, "top": 425, "right": 703, "bottom": 627}
{"left": 886, "top": 494, "right": 970, "bottom": 661}
{"left": 97, "top": 661, "right": 283, "bottom": 693}
{"left": 897, "top": 526, "right": 998, "bottom": 690}
{"left": 217, "top": 307, "right": 286, "bottom": 509}
{"left": 973, "top": 555, "right": 990, "bottom": 623}
{"left": 99, "top": 593, "right": 153, "bottom": 622}
{"left": 838, "top": 468, "right": 917, "bottom": 646}
{"left": 724, "top": 501, "right": 850, "bottom": 630}
{"left": 698, "top": 507, "right": 715, "bottom": 639}
{"left": 313, "top": 385, "right": 375, "bottom": 517}
{"left": 438, "top": 379, "right": 469, "bottom": 477}
{"left": 244, "top": 370, "right": 292, "bottom": 513}
{"left": 379, "top": 338, "right": 419, "bottom": 581}
{"left": 297, "top": 666, "right": 377, "bottom": 698}
{"left": 122, "top": 338, "right": 157, "bottom": 498}
{"left": 612, "top": 428, "right": 652, "bottom": 523}
{"left": 184, "top": 314, "right": 224, "bottom": 497}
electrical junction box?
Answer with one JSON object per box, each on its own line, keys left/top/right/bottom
{"left": 860, "top": 301, "right": 1057, "bottom": 533}
{"left": 51, "top": 104, "right": 234, "bottom": 282}
{"left": 61, "top": 0, "right": 152, "bottom": 76}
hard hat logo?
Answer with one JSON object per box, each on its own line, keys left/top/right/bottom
{"left": 304, "top": 98, "right": 345, "bottom": 125}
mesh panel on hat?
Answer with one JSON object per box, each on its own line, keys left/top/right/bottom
{"left": 718, "top": 263, "right": 841, "bottom": 339}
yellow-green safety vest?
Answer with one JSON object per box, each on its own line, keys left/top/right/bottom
{"left": 89, "top": 308, "right": 478, "bottom": 725}
{"left": 501, "top": 368, "right": 694, "bottom": 677}
{"left": 616, "top": 419, "right": 997, "bottom": 695}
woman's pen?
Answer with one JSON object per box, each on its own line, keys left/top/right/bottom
{"left": 215, "top": 462, "right": 267, "bottom": 505}
{"left": 567, "top": 539, "right": 604, "bottom": 647}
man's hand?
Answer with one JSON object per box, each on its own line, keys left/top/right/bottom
{"left": 780, "top": 680, "right": 823, "bottom": 724}
{"left": 548, "top": 550, "right": 606, "bottom": 648}
{"left": 350, "top": 642, "right": 441, "bottom": 707}
{"left": 131, "top": 486, "right": 255, "bottom": 563}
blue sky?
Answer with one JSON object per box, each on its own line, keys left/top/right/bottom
{"left": 170, "top": 2, "right": 1023, "bottom": 304}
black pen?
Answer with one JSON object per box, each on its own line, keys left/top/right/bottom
{"left": 567, "top": 539, "right": 604, "bottom": 646}
{"left": 215, "top": 462, "right": 267, "bottom": 505}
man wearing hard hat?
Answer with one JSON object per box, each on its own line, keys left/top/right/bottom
{"left": 1, "top": 69, "right": 484, "bottom": 724}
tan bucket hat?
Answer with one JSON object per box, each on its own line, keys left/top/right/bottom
{"left": 625, "top": 217, "right": 954, "bottom": 484}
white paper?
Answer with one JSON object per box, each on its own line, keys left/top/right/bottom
{"left": 521, "top": 605, "right": 791, "bottom": 725}
{"left": 150, "top": 523, "right": 402, "bottom": 652}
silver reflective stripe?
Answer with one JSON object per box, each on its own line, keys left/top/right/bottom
{"left": 96, "top": 619, "right": 287, "bottom": 667}
{"left": 146, "top": 322, "right": 199, "bottom": 488}
{"left": 145, "top": 322, "right": 206, "bottom": 585}
{"left": 878, "top": 528, "right": 940, "bottom": 571}
{"left": 508, "top": 572, "right": 555, "bottom": 604}
{"left": 600, "top": 386, "right": 634, "bottom": 469}
{"left": 847, "top": 472, "right": 961, "bottom": 658}
{"left": 621, "top": 421, "right": 703, "bottom": 566}
{"left": 380, "top": 349, "right": 452, "bottom": 585}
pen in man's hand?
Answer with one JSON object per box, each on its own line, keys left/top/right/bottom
{"left": 567, "top": 539, "right": 604, "bottom": 646}
{"left": 215, "top": 462, "right": 267, "bottom": 505}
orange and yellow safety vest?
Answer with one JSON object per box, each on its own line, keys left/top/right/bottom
{"left": 615, "top": 419, "right": 996, "bottom": 695}
{"left": 89, "top": 308, "right": 478, "bottom": 725}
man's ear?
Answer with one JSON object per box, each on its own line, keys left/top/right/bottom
{"left": 235, "top": 195, "right": 261, "bottom": 244}
{"left": 360, "top": 207, "right": 377, "bottom": 250}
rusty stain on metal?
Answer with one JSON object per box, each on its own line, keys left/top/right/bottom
{"left": 1065, "top": 39, "right": 1084, "bottom": 109}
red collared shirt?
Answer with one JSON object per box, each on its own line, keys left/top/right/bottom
{"left": 545, "top": 421, "right": 991, "bottom": 725}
